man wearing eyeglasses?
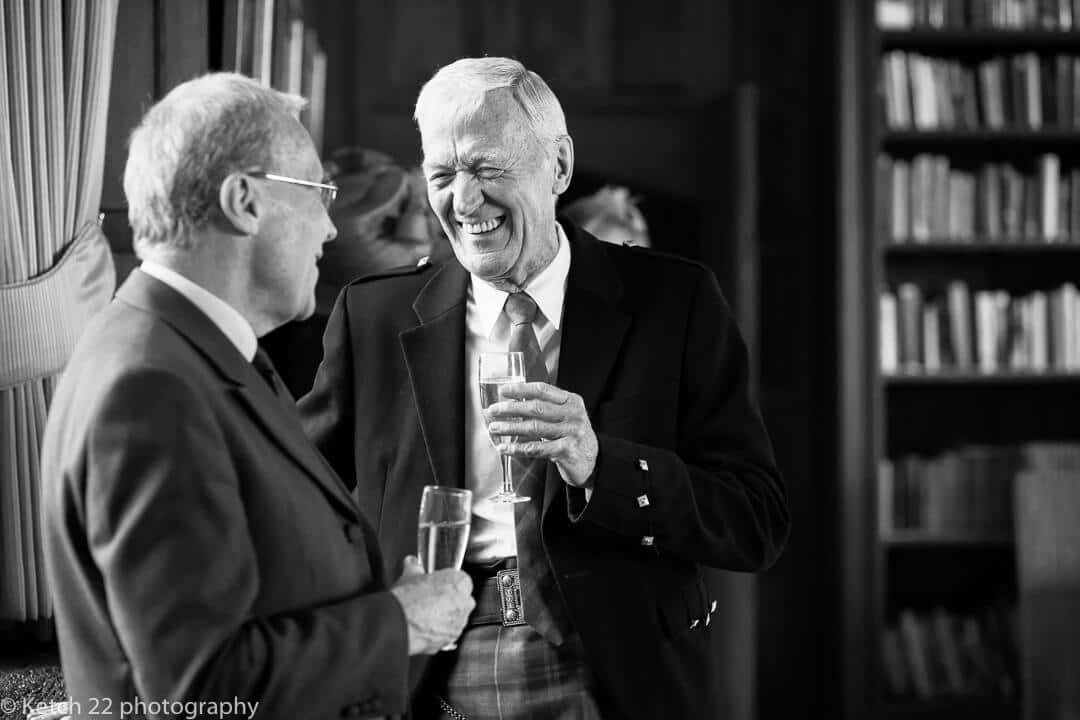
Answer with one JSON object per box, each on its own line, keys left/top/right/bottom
{"left": 40, "top": 72, "right": 474, "bottom": 720}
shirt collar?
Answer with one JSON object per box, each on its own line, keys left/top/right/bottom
{"left": 140, "top": 260, "right": 259, "bottom": 361}
{"left": 470, "top": 222, "right": 572, "bottom": 338}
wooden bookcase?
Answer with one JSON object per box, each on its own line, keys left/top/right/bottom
{"left": 839, "top": 2, "right": 1080, "bottom": 718}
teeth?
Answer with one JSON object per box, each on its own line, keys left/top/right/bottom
{"left": 462, "top": 217, "right": 503, "bottom": 234}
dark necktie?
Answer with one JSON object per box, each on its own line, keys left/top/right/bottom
{"left": 251, "top": 346, "right": 290, "bottom": 400}
{"left": 504, "top": 292, "right": 569, "bottom": 644}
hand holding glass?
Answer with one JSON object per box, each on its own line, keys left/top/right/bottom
{"left": 478, "top": 351, "right": 530, "bottom": 503}
{"left": 417, "top": 485, "right": 472, "bottom": 650}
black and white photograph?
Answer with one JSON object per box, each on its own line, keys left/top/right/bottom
{"left": 1, "top": 1, "right": 1077, "bottom": 719}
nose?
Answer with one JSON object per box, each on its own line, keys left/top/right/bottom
{"left": 451, "top": 173, "right": 482, "bottom": 217}
{"left": 324, "top": 214, "right": 338, "bottom": 244}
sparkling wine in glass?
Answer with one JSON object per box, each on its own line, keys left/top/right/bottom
{"left": 417, "top": 485, "right": 472, "bottom": 650}
{"left": 478, "top": 351, "right": 530, "bottom": 504}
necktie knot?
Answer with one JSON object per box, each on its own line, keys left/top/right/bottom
{"left": 251, "top": 347, "right": 281, "bottom": 395}
{"left": 504, "top": 292, "right": 539, "bottom": 326}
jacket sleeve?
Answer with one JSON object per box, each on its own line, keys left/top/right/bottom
{"left": 568, "top": 268, "right": 790, "bottom": 572}
{"left": 298, "top": 287, "right": 358, "bottom": 489}
{"left": 85, "top": 367, "right": 409, "bottom": 718}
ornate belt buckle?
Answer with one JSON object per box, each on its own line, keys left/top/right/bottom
{"left": 496, "top": 569, "right": 526, "bottom": 626}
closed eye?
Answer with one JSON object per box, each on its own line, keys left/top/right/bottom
{"left": 426, "top": 172, "right": 453, "bottom": 188}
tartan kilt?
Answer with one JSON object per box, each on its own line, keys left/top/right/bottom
{"left": 426, "top": 624, "right": 605, "bottom": 720}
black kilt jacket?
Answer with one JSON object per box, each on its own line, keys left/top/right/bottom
{"left": 300, "top": 223, "right": 790, "bottom": 719}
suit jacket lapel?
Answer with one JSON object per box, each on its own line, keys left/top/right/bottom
{"left": 232, "top": 382, "right": 360, "bottom": 519}
{"left": 400, "top": 261, "right": 469, "bottom": 489}
{"left": 549, "top": 226, "right": 631, "bottom": 513}
{"left": 116, "top": 270, "right": 360, "bottom": 519}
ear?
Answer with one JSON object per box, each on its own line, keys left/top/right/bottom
{"left": 218, "top": 172, "right": 261, "bottom": 235}
{"left": 552, "top": 135, "right": 574, "bottom": 196}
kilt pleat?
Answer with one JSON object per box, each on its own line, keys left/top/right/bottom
{"left": 434, "top": 625, "right": 604, "bottom": 720}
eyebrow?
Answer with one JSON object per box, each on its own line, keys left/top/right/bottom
{"left": 424, "top": 152, "right": 504, "bottom": 174}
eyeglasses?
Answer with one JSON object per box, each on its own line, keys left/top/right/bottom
{"left": 248, "top": 171, "right": 338, "bottom": 209}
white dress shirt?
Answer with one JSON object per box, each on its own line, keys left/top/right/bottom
{"left": 140, "top": 261, "right": 258, "bottom": 362}
{"left": 464, "top": 223, "right": 572, "bottom": 562}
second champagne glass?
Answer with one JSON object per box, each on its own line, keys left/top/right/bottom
{"left": 478, "top": 351, "right": 530, "bottom": 503}
{"left": 417, "top": 485, "right": 472, "bottom": 651}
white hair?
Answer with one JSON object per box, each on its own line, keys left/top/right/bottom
{"left": 123, "top": 72, "right": 307, "bottom": 253}
{"left": 413, "top": 57, "right": 568, "bottom": 148}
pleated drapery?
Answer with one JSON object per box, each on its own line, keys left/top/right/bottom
{"left": 0, "top": 0, "right": 118, "bottom": 621}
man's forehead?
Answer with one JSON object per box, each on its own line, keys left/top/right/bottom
{"left": 281, "top": 139, "right": 325, "bottom": 179}
{"left": 421, "top": 104, "right": 530, "bottom": 166}
{"left": 421, "top": 135, "right": 510, "bottom": 166}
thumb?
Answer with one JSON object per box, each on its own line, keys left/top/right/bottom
{"left": 399, "top": 554, "right": 425, "bottom": 579}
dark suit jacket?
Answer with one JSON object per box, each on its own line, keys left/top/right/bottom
{"left": 301, "top": 225, "right": 789, "bottom": 719}
{"left": 41, "top": 270, "right": 409, "bottom": 719}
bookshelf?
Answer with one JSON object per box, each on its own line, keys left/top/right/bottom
{"left": 883, "top": 129, "right": 1080, "bottom": 144}
{"left": 885, "top": 370, "right": 1080, "bottom": 382}
{"left": 885, "top": 240, "right": 1080, "bottom": 251}
{"left": 881, "top": 28, "right": 1080, "bottom": 49}
{"left": 840, "top": 1, "right": 1080, "bottom": 718}
{"left": 883, "top": 530, "right": 1015, "bottom": 545}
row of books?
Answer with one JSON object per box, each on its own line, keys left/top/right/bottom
{"left": 879, "top": 447, "right": 1017, "bottom": 534}
{"left": 881, "top": 51, "right": 1080, "bottom": 129}
{"left": 881, "top": 606, "right": 1018, "bottom": 700}
{"left": 880, "top": 281, "right": 1080, "bottom": 374}
{"left": 1020, "top": 439, "right": 1080, "bottom": 469}
{"left": 876, "top": 153, "right": 1080, "bottom": 243}
{"left": 879, "top": 0, "right": 1080, "bottom": 29}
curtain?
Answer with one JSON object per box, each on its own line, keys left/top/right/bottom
{"left": 0, "top": 0, "right": 118, "bottom": 621}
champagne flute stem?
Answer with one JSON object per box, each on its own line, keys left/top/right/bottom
{"left": 501, "top": 452, "right": 514, "bottom": 495}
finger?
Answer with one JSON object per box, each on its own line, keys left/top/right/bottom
{"left": 451, "top": 569, "right": 474, "bottom": 594}
{"left": 485, "top": 398, "right": 573, "bottom": 422}
{"left": 497, "top": 436, "right": 570, "bottom": 460}
{"left": 498, "top": 381, "right": 572, "bottom": 404}
{"left": 430, "top": 567, "right": 474, "bottom": 593}
{"left": 399, "top": 555, "right": 425, "bottom": 577}
{"left": 487, "top": 418, "right": 568, "bottom": 440}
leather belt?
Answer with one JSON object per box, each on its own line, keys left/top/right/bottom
{"left": 464, "top": 557, "right": 526, "bottom": 627}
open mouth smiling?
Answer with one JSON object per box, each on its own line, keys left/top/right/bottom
{"left": 458, "top": 216, "right": 506, "bottom": 235}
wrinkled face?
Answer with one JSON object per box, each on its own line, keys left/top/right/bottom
{"left": 420, "top": 91, "right": 569, "bottom": 289}
{"left": 252, "top": 138, "right": 337, "bottom": 326}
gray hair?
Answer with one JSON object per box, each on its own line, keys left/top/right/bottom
{"left": 124, "top": 72, "right": 307, "bottom": 253}
{"left": 414, "top": 57, "right": 567, "bottom": 149}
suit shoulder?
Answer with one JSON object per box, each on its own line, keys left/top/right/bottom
{"left": 602, "top": 242, "right": 714, "bottom": 282}
{"left": 344, "top": 257, "right": 437, "bottom": 287}
{"left": 339, "top": 258, "right": 441, "bottom": 302}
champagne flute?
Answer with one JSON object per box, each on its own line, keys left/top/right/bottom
{"left": 417, "top": 485, "right": 472, "bottom": 650}
{"left": 478, "top": 351, "right": 530, "bottom": 503}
